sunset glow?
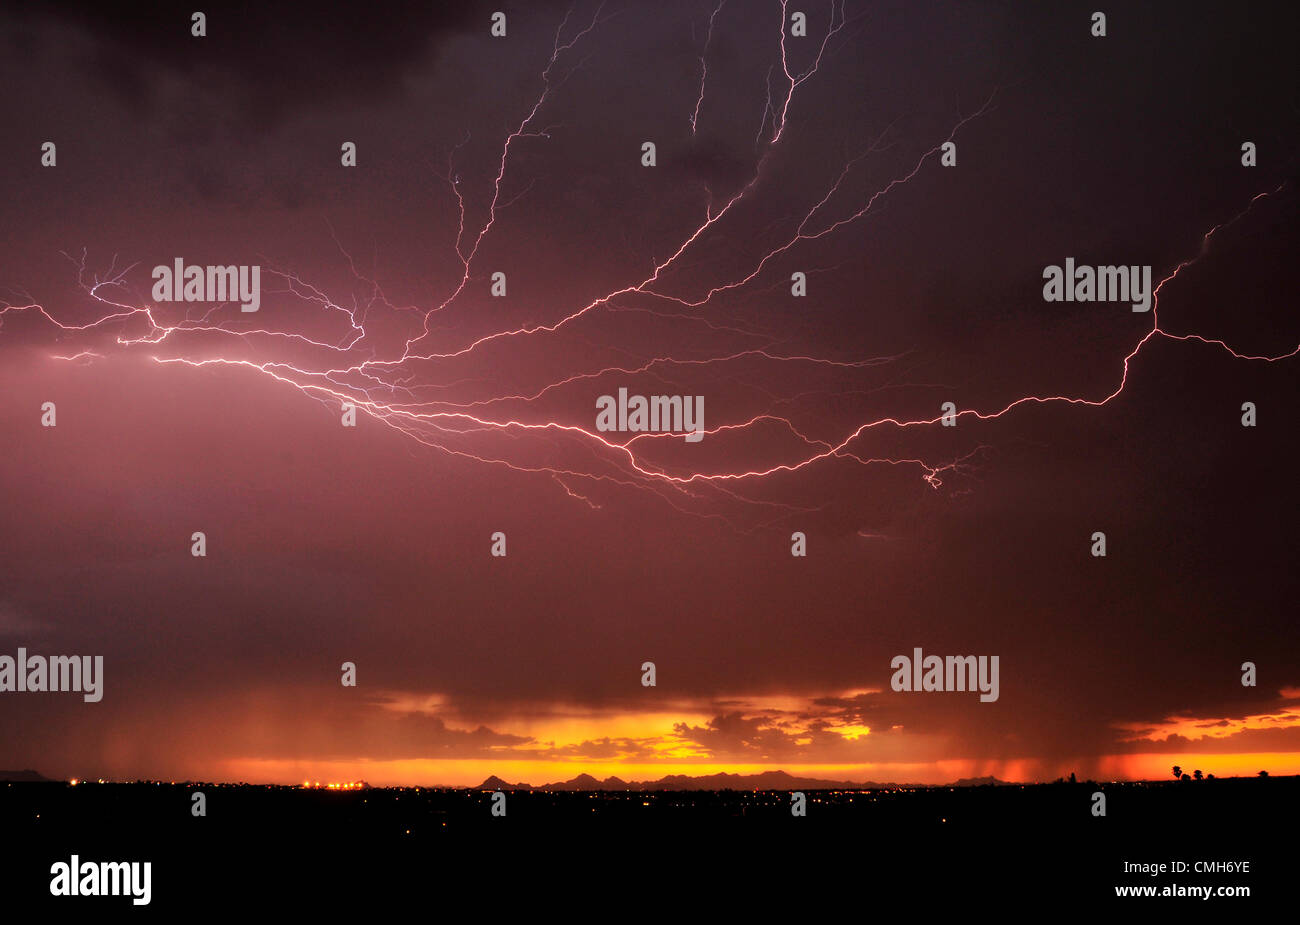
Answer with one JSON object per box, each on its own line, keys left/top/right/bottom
{"left": 1, "top": 0, "right": 1295, "bottom": 802}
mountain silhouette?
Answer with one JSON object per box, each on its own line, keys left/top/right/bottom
{"left": 0, "top": 769, "right": 51, "bottom": 782}
{"left": 948, "top": 776, "right": 1010, "bottom": 787}
{"left": 476, "top": 775, "right": 532, "bottom": 791}
{"left": 473, "top": 769, "right": 1011, "bottom": 791}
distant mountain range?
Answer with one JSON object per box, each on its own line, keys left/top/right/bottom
{"left": 0, "top": 769, "right": 51, "bottom": 782}
{"left": 0, "top": 767, "right": 1013, "bottom": 789}
{"left": 476, "top": 770, "right": 1012, "bottom": 791}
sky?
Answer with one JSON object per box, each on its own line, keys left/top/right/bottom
{"left": 0, "top": 0, "right": 1297, "bottom": 787}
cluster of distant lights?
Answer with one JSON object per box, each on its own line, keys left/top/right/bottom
{"left": 67, "top": 778, "right": 245, "bottom": 786}
{"left": 47, "top": 780, "right": 1135, "bottom": 790}
{"left": 65, "top": 779, "right": 373, "bottom": 788}
{"left": 301, "top": 781, "right": 367, "bottom": 790}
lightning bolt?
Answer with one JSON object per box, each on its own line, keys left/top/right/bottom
{"left": 2, "top": 5, "right": 1293, "bottom": 536}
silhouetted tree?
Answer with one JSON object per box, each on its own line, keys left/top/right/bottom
{"left": 1206, "top": 773, "right": 1215, "bottom": 780}
{"left": 1193, "top": 769, "right": 1203, "bottom": 781}
{"left": 1171, "top": 765, "right": 1182, "bottom": 780}
{"left": 1068, "top": 772, "right": 1076, "bottom": 784}
{"left": 1258, "top": 770, "right": 1269, "bottom": 778}
{"left": 1180, "top": 773, "right": 1191, "bottom": 781}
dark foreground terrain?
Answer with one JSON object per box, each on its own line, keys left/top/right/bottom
{"left": 1, "top": 776, "right": 1291, "bottom": 912}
